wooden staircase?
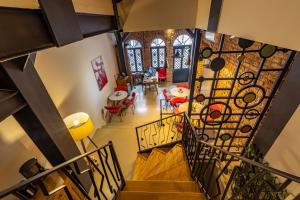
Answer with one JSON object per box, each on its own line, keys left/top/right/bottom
{"left": 117, "top": 144, "right": 206, "bottom": 200}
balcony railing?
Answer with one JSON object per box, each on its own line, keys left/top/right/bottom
{"left": 136, "top": 112, "right": 184, "bottom": 152}
{"left": 0, "top": 141, "right": 125, "bottom": 200}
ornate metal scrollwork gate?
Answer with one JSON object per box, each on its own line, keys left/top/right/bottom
{"left": 189, "top": 32, "right": 295, "bottom": 156}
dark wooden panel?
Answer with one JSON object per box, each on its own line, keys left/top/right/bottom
{"left": 78, "top": 13, "right": 117, "bottom": 38}
{"left": 254, "top": 52, "right": 300, "bottom": 155}
{"left": 207, "top": 0, "right": 223, "bottom": 32}
{"left": 38, "top": 0, "right": 83, "bottom": 46}
{"left": 0, "top": 7, "right": 54, "bottom": 61}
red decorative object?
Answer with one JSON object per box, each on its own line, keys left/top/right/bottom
{"left": 91, "top": 56, "right": 108, "bottom": 91}
{"left": 115, "top": 85, "right": 128, "bottom": 92}
{"left": 241, "top": 125, "right": 252, "bottom": 133}
{"left": 170, "top": 97, "right": 187, "bottom": 107}
{"left": 209, "top": 104, "right": 221, "bottom": 111}
{"left": 176, "top": 83, "right": 189, "bottom": 89}
{"left": 158, "top": 68, "right": 167, "bottom": 81}
{"left": 173, "top": 107, "right": 180, "bottom": 114}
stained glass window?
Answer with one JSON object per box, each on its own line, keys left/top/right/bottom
{"left": 126, "top": 40, "right": 144, "bottom": 72}
{"left": 150, "top": 38, "right": 166, "bottom": 68}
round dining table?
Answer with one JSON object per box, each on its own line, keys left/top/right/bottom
{"left": 178, "top": 102, "right": 203, "bottom": 113}
{"left": 108, "top": 91, "right": 128, "bottom": 101}
{"left": 170, "top": 87, "right": 190, "bottom": 97}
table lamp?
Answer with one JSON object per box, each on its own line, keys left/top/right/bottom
{"left": 63, "top": 112, "right": 95, "bottom": 153}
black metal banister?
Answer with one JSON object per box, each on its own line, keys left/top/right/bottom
{"left": 181, "top": 112, "right": 300, "bottom": 199}
{"left": 0, "top": 141, "right": 125, "bottom": 200}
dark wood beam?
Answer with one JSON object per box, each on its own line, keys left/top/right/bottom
{"left": 0, "top": 56, "right": 85, "bottom": 163}
{"left": 38, "top": 0, "right": 83, "bottom": 46}
{"left": 1, "top": 55, "right": 90, "bottom": 187}
{"left": 121, "top": 32, "right": 129, "bottom": 42}
{"left": 0, "top": 7, "right": 117, "bottom": 61}
{"left": 185, "top": 29, "right": 195, "bottom": 38}
{"left": 0, "top": 90, "right": 27, "bottom": 122}
{"left": 78, "top": 13, "right": 116, "bottom": 38}
{"left": 207, "top": 0, "right": 223, "bottom": 32}
{"left": 253, "top": 51, "right": 299, "bottom": 155}
{"left": 115, "top": 31, "right": 128, "bottom": 75}
{"left": 0, "top": 7, "right": 54, "bottom": 62}
{"left": 188, "top": 29, "right": 202, "bottom": 116}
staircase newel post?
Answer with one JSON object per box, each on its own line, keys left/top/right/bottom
{"left": 108, "top": 141, "right": 126, "bottom": 189}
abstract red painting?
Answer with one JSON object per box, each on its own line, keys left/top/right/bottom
{"left": 91, "top": 56, "right": 108, "bottom": 91}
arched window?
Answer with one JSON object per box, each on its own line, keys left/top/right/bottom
{"left": 173, "top": 34, "right": 192, "bottom": 70}
{"left": 125, "top": 40, "right": 144, "bottom": 72}
{"left": 150, "top": 38, "right": 166, "bottom": 68}
{"left": 172, "top": 34, "right": 193, "bottom": 83}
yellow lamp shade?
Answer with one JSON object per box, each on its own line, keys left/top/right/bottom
{"left": 63, "top": 112, "right": 94, "bottom": 141}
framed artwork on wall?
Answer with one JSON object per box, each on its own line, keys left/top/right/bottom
{"left": 91, "top": 56, "right": 108, "bottom": 91}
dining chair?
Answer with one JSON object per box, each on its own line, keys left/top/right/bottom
{"left": 158, "top": 68, "right": 167, "bottom": 82}
{"left": 104, "top": 105, "right": 123, "bottom": 122}
{"left": 115, "top": 85, "right": 128, "bottom": 92}
{"left": 123, "top": 92, "right": 137, "bottom": 114}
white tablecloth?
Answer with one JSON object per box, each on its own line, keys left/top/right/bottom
{"left": 109, "top": 91, "right": 128, "bottom": 101}
{"left": 170, "top": 87, "right": 190, "bottom": 97}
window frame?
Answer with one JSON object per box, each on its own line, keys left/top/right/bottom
{"left": 150, "top": 38, "right": 167, "bottom": 69}
{"left": 125, "top": 40, "right": 144, "bottom": 73}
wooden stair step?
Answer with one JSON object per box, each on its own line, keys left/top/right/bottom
{"left": 132, "top": 154, "right": 148, "bottom": 180}
{"left": 124, "top": 180, "right": 199, "bottom": 193}
{"left": 117, "top": 191, "right": 206, "bottom": 200}
{"left": 147, "top": 160, "right": 192, "bottom": 181}
{"left": 137, "top": 148, "right": 166, "bottom": 180}
{"left": 144, "top": 144, "right": 187, "bottom": 179}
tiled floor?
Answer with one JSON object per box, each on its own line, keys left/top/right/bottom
{"left": 90, "top": 84, "right": 172, "bottom": 179}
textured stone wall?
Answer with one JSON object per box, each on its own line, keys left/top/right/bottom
{"left": 125, "top": 29, "right": 190, "bottom": 83}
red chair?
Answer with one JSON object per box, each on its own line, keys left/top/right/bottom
{"left": 162, "top": 89, "right": 172, "bottom": 108}
{"left": 170, "top": 97, "right": 187, "bottom": 107}
{"left": 115, "top": 85, "right": 128, "bottom": 92}
{"left": 104, "top": 105, "right": 123, "bottom": 122}
{"left": 158, "top": 68, "right": 167, "bottom": 82}
{"left": 123, "top": 92, "right": 136, "bottom": 114}
{"left": 176, "top": 83, "right": 189, "bottom": 89}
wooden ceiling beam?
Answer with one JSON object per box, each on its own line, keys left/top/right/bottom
{"left": 0, "top": 6, "right": 117, "bottom": 62}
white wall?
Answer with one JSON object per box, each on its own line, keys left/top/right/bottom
{"left": 35, "top": 33, "right": 119, "bottom": 140}
{"left": 123, "top": 0, "right": 198, "bottom": 32}
{"left": 265, "top": 105, "right": 300, "bottom": 198}
{"left": 218, "top": 0, "right": 300, "bottom": 51}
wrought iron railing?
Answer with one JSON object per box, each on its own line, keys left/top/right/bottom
{"left": 136, "top": 112, "right": 184, "bottom": 152}
{"left": 0, "top": 141, "right": 125, "bottom": 200}
{"left": 182, "top": 114, "right": 300, "bottom": 200}
{"left": 159, "top": 99, "right": 174, "bottom": 119}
